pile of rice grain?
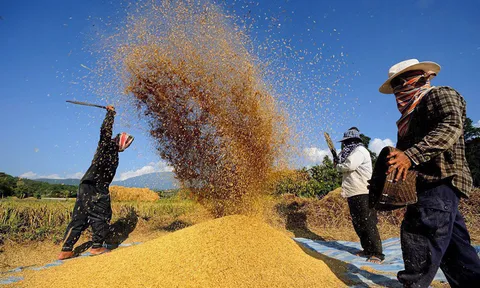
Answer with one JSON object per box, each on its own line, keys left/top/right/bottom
{"left": 21, "top": 215, "right": 346, "bottom": 287}
{"left": 109, "top": 185, "right": 160, "bottom": 202}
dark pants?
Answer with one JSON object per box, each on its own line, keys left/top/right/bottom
{"left": 61, "top": 183, "right": 112, "bottom": 251}
{"left": 398, "top": 184, "right": 480, "bottom": 288}
{"left": 348, "top": 194, "right": 384, "bottom": 260}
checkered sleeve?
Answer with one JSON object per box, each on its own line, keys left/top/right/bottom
{"left": 404, "top": 87, "right": 464, "bottom": 165}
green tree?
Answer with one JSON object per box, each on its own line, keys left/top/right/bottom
{"left": 309, "top": 156, "right": 342, "bottom": 193}
{"left": 466, "top": 138, "right": 480, "bottom": 187}
{"left": 359, "top": 133, "right": 378, "bottom": 166}
{"left": 14, "top": 179, "right": 31, "bottom": 198}
{"left": 464, "top": 117, "right": 480, "bottom": 187}
{"left": 464, "top": 118, "right": 480, "bottom": 142}
{"left": 0, "top": 172, "right": 16, "bottom": 198}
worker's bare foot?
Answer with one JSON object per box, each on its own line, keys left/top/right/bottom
{"left": 366, "top": 255, "right": 384, "bottom": 264}
{"left": 90, "top": 247, "right": 110, "bottom": 256}
{"left": 58, "top": 251, "right": 75, "bottom": 260}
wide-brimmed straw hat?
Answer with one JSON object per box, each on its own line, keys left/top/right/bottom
{"left": 379, "top": 59, "right": 441, "bottom": 94}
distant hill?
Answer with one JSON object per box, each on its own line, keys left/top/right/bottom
{"left": 1, "top": 172, "right": 78, "bottom": 198}
{"left": 36, "top": 178, "right": 81, "bottom": 186}
{"left": 30, "top": 172, "right": 179, "bottom": 191}
{"left": 112, "top": 172, "right": 179, "bottom": 191}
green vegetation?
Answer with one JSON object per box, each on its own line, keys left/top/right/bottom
{"left": 464, "top": 118, "right": 480, "bottom": 187}
{"left": 0, "top": 173, "right": 77, "bottom": 199}
{"left": 274, "top": 156, "right": 342, "bottom": 198}
{"left": 274, "top": 132, "right": 378, "bottom": 198}
{"left": 0, "top": 197, "right": 202, "bottom": 244}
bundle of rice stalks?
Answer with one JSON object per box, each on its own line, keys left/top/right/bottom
{"left": 20, "top": 215, "right": 347, "bottom": 287}
{"left": 109, "top": 186, "right": 159, "bottom": 202}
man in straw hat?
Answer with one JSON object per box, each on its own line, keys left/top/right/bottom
{"left": 336, "top": 127, "right": 384, "bottom": 264}
{"left": 379, "top": 59, "right": 480, "bottom": 287}
{"left": 58, "top": 106, "right": 134, "bottom": 260}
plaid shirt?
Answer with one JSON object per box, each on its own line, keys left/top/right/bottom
{"left": 396, "top": 86, "right": 473, "bottom": 197}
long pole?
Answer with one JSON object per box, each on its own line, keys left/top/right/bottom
{"left": 66, "top": 100, "right": 107, "bottom": 110}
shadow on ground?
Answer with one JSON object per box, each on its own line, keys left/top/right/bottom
{"left": 104, "top": 206, "right": 139, "bottom": 249}
{"left": 162, "top": 220, "right": 191, "bottom": 232}
{"left": 277, "top": 201, "right": 325, "bottom": 241}
{"left": 73, "top": 241, "right": 93, "bottom": 256}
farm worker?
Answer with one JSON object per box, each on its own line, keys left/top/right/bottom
{"left": 379, "top": 59, "right": 480, "bottom": 287}
{"left": 335, "top": 127, "right": 384, "bottom": 264}
{"left": 58, "top": 106, "right": 134, "bottom": 260}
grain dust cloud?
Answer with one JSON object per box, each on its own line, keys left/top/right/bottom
{"left": 112, "top": 0, "right": 289, "bottom": 216}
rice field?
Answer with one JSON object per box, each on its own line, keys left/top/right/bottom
{"left": 0, "top": 196, "right": 206, "bottom": 244}
{"left": 2, "top": 188, "right": 479, "bottom": 246}
{"left": 109, "top": 185, "right": 160, "bottom": 202}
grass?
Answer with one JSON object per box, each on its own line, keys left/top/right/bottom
{"left": 0, "top": 197, "right": 208, "bottom": 245}
{"left": 1, "top": 188, "right": 479, "bottom": 245}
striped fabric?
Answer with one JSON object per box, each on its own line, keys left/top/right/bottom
{"left": 393, "top": 71, "right": 436, "bottom": 136}
{"left": 117, "top": 132, "right": 134, "bottom": 152}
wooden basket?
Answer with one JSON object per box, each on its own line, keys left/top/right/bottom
{"left": 369, "top": 146, "right": 417, "bottom": 211}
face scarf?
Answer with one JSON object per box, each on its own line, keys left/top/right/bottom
{"left": 393, "top": 71, "right": 436, "bottom": 136}
{"left": 338, "top": 141, "right": 363, "bottom": 164}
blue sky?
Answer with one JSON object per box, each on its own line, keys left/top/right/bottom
{"left": 1, "top": 0, "right": 479, "bottom": 180}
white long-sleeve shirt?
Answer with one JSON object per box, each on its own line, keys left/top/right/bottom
{"left": 336, "top": 146, "right": 372, "bottom": 198}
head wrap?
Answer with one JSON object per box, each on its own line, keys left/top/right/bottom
{"left": 393, "top": 71, "right": 436, "bottom": 136}
{"left": 116, "top": 132, "right": 134, "bottom": 152}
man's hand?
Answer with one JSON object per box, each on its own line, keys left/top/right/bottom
{"left": 106, "top": 105, "right": 116, "bottom": 115}
{"left": 386, "top": 150, "right": 412, "bottom": 182}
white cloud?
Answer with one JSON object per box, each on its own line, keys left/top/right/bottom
{"left": 303, "top": 147, "right": 332, "bottom": 164}
{"left": 19, "top": 161, "right": 173, "bottom": 182}
{"left": 369, "top": 138, "right": 395, "bottom": 155}
{"left": 66, "top": 172, "right": 84, "bottom": 179}
{"left": 116, "top": 160, "right": 174, "bottom": 181}
{"left": 19, "top": 171, "right": 83, "bottom": 180}
{"left": 43, "top": 174, "right": 62, "bottom": 179}
{"left": 474, "top": 120, "right": 480, "bottom": 128}
{"left": 19, "top": 171, "right": 39, "bottom": 179}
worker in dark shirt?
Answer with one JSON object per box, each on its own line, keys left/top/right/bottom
{"left": 58, "top": 106, "right": 134, "bottom": 260}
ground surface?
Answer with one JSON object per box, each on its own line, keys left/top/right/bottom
{"left": 1, "top": 189, "right": 478, "bottom": 287}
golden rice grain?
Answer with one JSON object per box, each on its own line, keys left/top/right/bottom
{"left": 112, "top": 0, "right": 289, "bottom": 217}
{"left": 21, "top": 215, "right": 346, "bottom": 287}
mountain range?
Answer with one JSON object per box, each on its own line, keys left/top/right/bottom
{"left": 36, "top": 172, "right": 179, "bottom": 191}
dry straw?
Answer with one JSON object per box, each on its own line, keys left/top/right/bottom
{"left": 109, "top": 185, "right": 160, "bottom": 202}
